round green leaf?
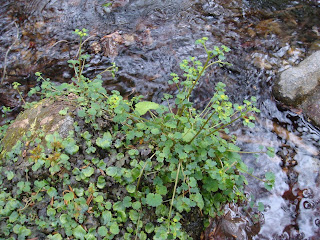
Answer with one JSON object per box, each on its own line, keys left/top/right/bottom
{"left": 135, "top": 101, "right": 160, "bottom": 116}
{"left": 64, "top": 192, "right": 74, "bottom": 201}
{"left": 63, "top": 138, "right": 79, "bottom": 155}
{"left": 123, "top": 196, "right": 132, "bottom": 208}
{"left": 126, "top": 184, "right": 136, "bottom": 193}
{"left": 98, "top": 226, "right": 108, "bottom": 237}
{"left": 6, "top": 171, "right": 14, "bottom": 180}
{"left": 146, "top": 193, "right": 162, "bottom": 207}
{"left": 110, "top": 222, "right": 120, "bottom": 235}
{"left": 132, "top": 201, "right": 141, "bottom": 210}
{"left": 182, "top": 129, "right": 196, "bottom": 142}
{"left": 82, "top": 166, "right": 95, "bottom": 177}
{"left": 258, "top": 202, "right": 265, "bottom": 212}
{"left": 59, "top": 214, "right": 69, "bottom": 224}
{"left": 145, "top": 222, "right": 155, "bottom": 233}
{"left": 9, "top": 211, "right": 19, "bottom": 223}
{"left": 96, "top": 132, "right": 112, "bottom": 149}
{"left": 101, "top": 210, "right": 112, "bottom": 225}
{"left": 129, "top": 209, "right": 139, "bottom": 221}
{"left": 94, "top": 195, "right": 104, "bottom": 203}
{"left": 47, "top": 207, "right": 56, "bottom": 217}
{"left": 106, "top": 167, "right": 118, "bottom": 177}
{"left": 151, "top": 128, "right": 160, "bottom": 135}
{"left": 73, "top": 225, "right": 86, "bottom": 240}
{"left": 48, "top": 233, "right": 63, "bottom": 240}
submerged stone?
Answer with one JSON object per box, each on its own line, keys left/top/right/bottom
{"left": 273, "top": 51, "right": 320, "bottom": 105}
{"left": 273, "top": 51, "right": 320, "bottom": 127}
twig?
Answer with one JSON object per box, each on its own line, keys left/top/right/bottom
{"left": 76, "top": 35, "right": 96, "bottom": 57}
{"left": 1, "top": 22, "right": 19, "bottom": 84}
{"left": 49, "top": 39, "right": 69, "bottom": 49}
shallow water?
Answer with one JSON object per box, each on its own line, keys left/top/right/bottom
{"left": 1, "top": 0, "right": 320, "bottom": 238}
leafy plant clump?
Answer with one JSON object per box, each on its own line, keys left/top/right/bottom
{"left": 0, "top": 29, "right": 275, "bottom": 239}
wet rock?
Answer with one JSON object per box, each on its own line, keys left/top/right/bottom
{"left": 101, "top": 31, "right": 123, "bottom": 60}
{"left": 310, "top": 40, "right": 320, "bottom": 52}
{"left": 273, "top": 51, "right": 320, "bottom": 105}
{"left": 255, "top": 19, "right": 282, "bottom": 37}
{"left": 273, "top": 51, "right": 320, "bottom": 126}
{"left": 252, "top": 52, "right": 273, "bottom": 70}
{"left": 202, "top": 204, "right": 260, "bottom": 240}
{"left": 301, "top": 88, "right": 320, "bottom": 127}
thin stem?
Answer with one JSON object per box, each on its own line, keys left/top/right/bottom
{"left": 205, "top": 60, "right": 229, "bottom": 69}
{"left": 166, "top": 99, "right": 173, "bottom": 115}
{"left": 223, "top": 160, "right": 237, "bottom": 173}
{"left": 17, "top": 89, "right": 26, "bottom": 105}
{"left": 72, "top": 63, "right": 80, "bottom": 83}
{"left": 136, "top": 153, "right": 156, "bottom": 191}
{"left": 149, "top": 110, "right": 158, "bottom": 120}
{"left": 50, "top": 39, "right": 69, "bottom": 49}
{"left": 176, "top": 57, "right": 211, "bottom": 119}
{"left": 79, "top": 35, "right": 95, "bottom": 55}
{"left": 168, "top": 160, "right": 181, "bottom": 228}
{"left": 205, "top": 112, "right": 247, "bottom": 137}
{"left": 1, "top": 22, "right": 19, "bottom": 84}
{"left": 134, "top": 153, "right": 155, "bottom": 239}
{"left": 218, "top": 156, "right": 224, "bottom": 168}
{"left": 75, "top": 37, "right": 84, "bottom": 82}
{"left": 101, "top": 92, "right": 109, "bottom": 98}
{"left": 80, "top": 57, "right": 86, "bottom": 78}
{"left": 127, "top": 112, "right": 151, "bottom": 123}
{"left": 77, "top": 38, "right": 83, "bottom": 58}
{"left": 238, "top": 167, "right": 267, "bottom": 183}
{"left": 175, "top": 82, "right": 181, "bottom": 92}
{"left": 180, "top": 163, "right": 191, "bottom": 197}
{"left": 227, "top": 150, "right": 264, "bottom": 154}
{"left": 91, "top": 66, "right": 115, "bottom": 81}
{"left": 134, "top": 208, "right": 143, "bottom": 240}
{"left": 202, "top": 43, "right": 209, "bottom": 53}
{"left": 185, "top": 57, "right": 211, "bottom": 101}
{"left": 189, "top": 110, "right": 217, "bottom": 144}
{"left": 205, "top": 111, "right": 239, "bottom": 132}
{"left": 198, "top": 99, "right": 214, "bottom": 118}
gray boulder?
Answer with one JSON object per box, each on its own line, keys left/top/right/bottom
{"left": 273, "top": 51, "right": 320, "bottom": 126}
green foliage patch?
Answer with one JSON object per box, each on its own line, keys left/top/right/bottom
{"left": 0, "top": 30, "right": 275, "bottom": 239}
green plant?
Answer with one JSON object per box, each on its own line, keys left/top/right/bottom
{"left": 0, "top": 31, "right": 275, "bottom": 239}
{"left": 99, "top": 37, "right": 275, "bottom": 238}
{"left": 12, "top": 82, "right": 26, "bottom": 105}
{"left": 103, "top": 2, "right": 112, "bottom": 8}
{"left": 0, "top": 106, "right": 12, "bottom": 144}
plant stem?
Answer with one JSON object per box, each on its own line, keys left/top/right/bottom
{"left": 91, "top": 66, "right": 115, "bottom": 81}
{"left": 134, "top": 208, "right": 143, "bottom": 240}
{"left": 185, "top": 57, "right": 210, "bottom": 101}
{"left": 136, "top": 153, "right": 156, "bottom": 191}
{"left": 168, "top": 160, "right": 181, "bottom": 229}
{"left": 227, "top": 150, "right": 264, "bottom": 154}
{"left": 72, "top": 64, "right": 80, "bottom": 83}
{"left": 205, "top": 111, "right": 247, "bottom": 137}
{"left": 189, "top": 110, "right": 217, "bottom": 144}
{"left": 1, "top": 22, "right": 19, "bottom": 84}
{"left": 238, "top": 167, "right": 267, "bottom": 183}
{"left": 198, "top": 99, "right": 213, "bottom": 118}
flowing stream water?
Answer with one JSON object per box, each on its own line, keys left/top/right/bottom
{"left": 1, "top": 0, "right": 320, "bottom": 239}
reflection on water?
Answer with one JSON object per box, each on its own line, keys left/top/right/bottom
{"left": 0, "top": 0, "right": 320, "bottom": 238}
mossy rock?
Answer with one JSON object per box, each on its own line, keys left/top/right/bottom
{"left": 0, "top": 98, "right": 76, "bottom": 160}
